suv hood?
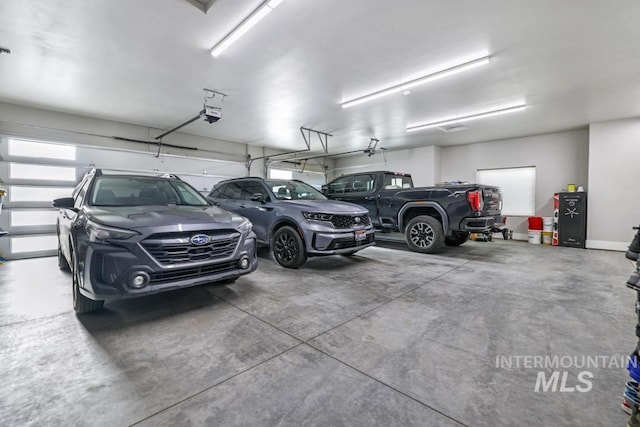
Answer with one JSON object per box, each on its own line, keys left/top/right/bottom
{"left": 277, "top": 199, "right": 368, "bottom": 214}
{"left": 86, "top": 205, "right": 242, "bottom": 230}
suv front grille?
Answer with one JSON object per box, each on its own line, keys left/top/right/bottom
{"left": 141, "top": 230, "right": 240, "bottom": 265}
{"left": 330, "top": 214, "right": 371, "bottom": 229}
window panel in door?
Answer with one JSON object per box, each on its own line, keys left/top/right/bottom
{"left": 223, "top": 183, "right": 243, "bottom": 200}
{"left": 208, "top": 186, "right": 225, "bottom": 199}
{"left": 350, "top": 174, "right": 375, "bottom": 193}
{"left": 328, "top": 176, "right": 353, "bottom": 194}
{"left": 239, "top": 182, "right": 268, "bottom": 200}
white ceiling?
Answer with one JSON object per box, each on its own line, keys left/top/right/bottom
{"left": 1, "top": 0, "right": 640, "bottom": 154}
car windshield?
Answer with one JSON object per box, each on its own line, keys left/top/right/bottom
{"left": 90, "top": 176, "right": 210, "bottom": 207}
{"left": 266, "top": 180, "right": 327, "bottom": 201}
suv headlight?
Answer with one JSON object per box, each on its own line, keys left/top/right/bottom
{"left": 86, "top": 221, "right": 138, "bottom": 243}
{"left": 234, "top": 217, "right": 252, "bottom": 233}
{"left": 302, "top": 212, "right": 334, "bottom": 222}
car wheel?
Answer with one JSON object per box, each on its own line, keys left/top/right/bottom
{"left": 58, "top": 239, "right": 70, "bottom": 272}
{"left": 444, "top": 231, "right": 469, "bottom": 246}
{"left": 405, "top": 215, "right": 445, "bottom": 254}
{"left": 70, "top": 243, "right": 104, "bottom": 314}
{"left": 272, "top": 226, "right": 307, "bottom": 268}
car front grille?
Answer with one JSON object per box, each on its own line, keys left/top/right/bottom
{"left": 141, "top": 230, "right": 240, "bottom": 265}
{"left": 149, "top": 261, "right": 238, "bottom": 284}
{"left": 330, "top": 214, "right": 371, "bottom": 229}
{"left": 327, "top": 233, "right": 375, "bottom": 250}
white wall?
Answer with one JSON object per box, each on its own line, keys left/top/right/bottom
{"left": 332, "top": 145, "right": 440, "bottom": 186}
{"left": 588, "top": 119, "right": 640, "bottom": 250}
{"left": 440, "top": 130, "right": 589, "bottom": 237}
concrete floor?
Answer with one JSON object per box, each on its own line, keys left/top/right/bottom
{"left": 0, "top": 240, "right": 635, "bottom": 426}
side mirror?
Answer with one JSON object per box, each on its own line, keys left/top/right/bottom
{"left": 250, "top": 193, "right": 266, "bottom": 204}
{"left": 53, "top": 197, "right": 75, "bottom": 209}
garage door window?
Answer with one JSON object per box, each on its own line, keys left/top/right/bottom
{"left": 10, "top": 163, "right": 77, "bottom": 181}
{"left": 9, "top": 186, "right": 74, "bottom": 202}
{"left": 10, "top": 235, "right": 58, "bottom": 254}
{"left": 10, "top": 210, "right": 58, "bottom": 227}
{"left": 477, "top": 166, "right": 536, "bottom": 216}
{"left": 9, "top": 138, "right": 76, "bottom": 160}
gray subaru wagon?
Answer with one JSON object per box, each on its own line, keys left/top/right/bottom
{"left": 54, "top": 169, "right": 258, "bottom": 313}
{"left": 207, "top": 177, "right": 375, "bottom": 268}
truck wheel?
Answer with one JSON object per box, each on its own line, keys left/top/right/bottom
{"left": 405, "top": 216, "right": 444, "bottom": 254}
{"left": 272, "top": 226, "right": 307, "bottom": 268}
{"left": 71, "top": 244, "right": 104, "bottom": 314}
{"left": 444, "top": 231, "right": 469, "bottom": 246}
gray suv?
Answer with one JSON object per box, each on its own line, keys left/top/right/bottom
{"left": 207, "top": 177, "right": 375, "bottom": 268}
{"left": 54, "top": 169, "right": 258, "bottom": 313}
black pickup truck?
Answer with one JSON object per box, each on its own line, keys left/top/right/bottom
{"left": 322, "top": 171, "right": 502, "bottom": 253}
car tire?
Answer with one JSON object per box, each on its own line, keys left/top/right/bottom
{"left": 58, "top": 239, "right": 70, "bottom": 272}
{"left": 70, "top": 243, "right": 104, "bottom": 314}
{"left": 444, "top": 231, "right": 469, "bottom": 246}
{"left": 272, "top": 226, "right": 307, "bottom": 269}
{"left": 405, "top": 215, "right": 445, "bottom": 254}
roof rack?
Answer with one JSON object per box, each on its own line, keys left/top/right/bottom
{"left": 157, "top": 173, "right": 182, "bottom": 180}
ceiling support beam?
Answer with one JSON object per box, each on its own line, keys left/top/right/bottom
{"left": 299, "top": 127, "right": 332, "bottom": 154}
{"left": 246, "top": 126, "right": 332, "bottom": 176}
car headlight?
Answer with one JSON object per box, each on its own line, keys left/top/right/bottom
{"left": 86, "top": 221, "right": 138, "bottom": 243}
{"left": 234, "top": 217, "right": 252, "bottom": 233}
{"left": 302, "top": 212, "right": 334, "bottom": 222}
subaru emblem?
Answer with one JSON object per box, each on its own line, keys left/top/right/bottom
{"left": 190, "top": 234, "right": 210, "bottom": 245}
{"left": 354, "top": 216, "right": 361, "bottom": 224}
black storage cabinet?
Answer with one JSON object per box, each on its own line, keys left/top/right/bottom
{"left": 558, "top": 192, "right": 587, "bottom": 248}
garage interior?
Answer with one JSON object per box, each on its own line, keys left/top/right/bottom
{"left": 1, "top": 1, "right": 640, "bottom": 426}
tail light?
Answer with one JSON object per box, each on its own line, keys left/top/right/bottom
{"left": 467, "top": 190, "right": 484, "bottom": 212}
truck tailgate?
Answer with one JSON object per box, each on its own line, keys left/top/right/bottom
{"left": 480, "top": 186, "right": 502, "bottom": 216}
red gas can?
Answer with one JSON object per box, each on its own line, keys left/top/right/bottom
{"left": 528, "top": 216, "right": 543, "bottom": 230}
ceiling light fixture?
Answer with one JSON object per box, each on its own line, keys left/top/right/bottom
{"left": 406, "top": 103, "right": 527, "bottom": 132}
{"left": 340, "top": 55, "right": 490, "bottom": 109}
{"left": 210, "top": 0, "right": 283, "bottom": 57}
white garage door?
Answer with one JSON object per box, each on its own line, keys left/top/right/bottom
{"left": 0, "top": 137, "right": 246, "bottom": 260}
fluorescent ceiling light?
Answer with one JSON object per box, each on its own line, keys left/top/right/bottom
{"left": 210, "top": 0, "right": 283, "bottom": 57}
{"left": 341, "top": 55, "right": 490, "bottom": 109}
{"left": 406, "top": 103, "right": 527, "bottom": 132}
